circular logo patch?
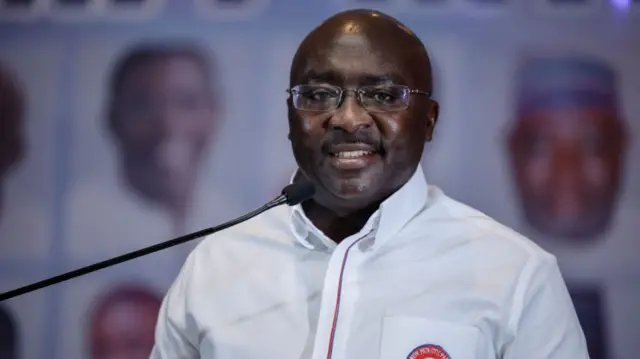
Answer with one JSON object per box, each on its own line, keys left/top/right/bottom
{"left": 407, "top": 344, "right": 451, "bottom": 359}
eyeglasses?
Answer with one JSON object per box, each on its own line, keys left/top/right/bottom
{"left": 286, "top": 84, "right": 431, "bottom": 113}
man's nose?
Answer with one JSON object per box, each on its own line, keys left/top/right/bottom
{"left": 327, "top": 91, "right": 373, "bottom": 133}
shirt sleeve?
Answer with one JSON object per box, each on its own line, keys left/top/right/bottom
{"left": 150, "top": 251, "right": 200, "bottom": 359}
{"left": 503, "top": 255, "right": 590, "bottom": 359}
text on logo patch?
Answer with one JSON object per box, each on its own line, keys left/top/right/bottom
{"left": 406, "top": 344, "right": 451, "bottom": 359}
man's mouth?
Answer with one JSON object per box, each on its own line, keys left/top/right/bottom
{"left": 328, "top": 143, "right": 377, "bottom": 155}
{"left": 332, "top": 150, "right": 375, "bottom": 158}
{"left": 326, "top": 143, "right": 379, "bottom": 170}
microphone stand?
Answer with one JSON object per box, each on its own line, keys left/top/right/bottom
{"left": 0, "top": 182, "right": 314, "bottom": 302}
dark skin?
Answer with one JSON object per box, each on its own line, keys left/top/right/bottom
{"left": 288, "top": 10, "right": 439, "bottom": 243}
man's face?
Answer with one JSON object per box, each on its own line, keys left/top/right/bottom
{"left": 111, "top": 55, "right": 215, "bottom": 204}
{"left": 90, "top": 298, "right": 160, "bottom": 359}
{"left": 288, "top": 27, "right": 436, "bottom": 209}
{"left": 508, "top": 107, "right": 627, "bottom": 239}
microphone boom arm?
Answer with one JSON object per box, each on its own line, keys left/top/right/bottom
{"left": 0, "top": 195, "right": 290, "bottom": 302}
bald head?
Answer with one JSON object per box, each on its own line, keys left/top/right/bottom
{"left": 290, "top": 9, "right": 432, "bottom": 92}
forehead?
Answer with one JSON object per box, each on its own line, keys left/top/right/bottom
{"left": 293, "top": 31, "right": 415, "bottom": 85}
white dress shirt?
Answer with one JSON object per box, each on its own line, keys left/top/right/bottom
{"left": 151, "top": 165, "right": 588, "bottom": 359}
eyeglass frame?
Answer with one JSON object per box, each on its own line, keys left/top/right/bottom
{"left": 285, "top": 84, "right": 432, "bottom": 113}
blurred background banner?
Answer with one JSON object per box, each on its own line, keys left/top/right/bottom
{"left": 0, "top": 0, "right": 638, "bottom": 358}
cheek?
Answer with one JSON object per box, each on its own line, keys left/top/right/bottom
{"left": 288, "top": 119, "right": 319, "bottom": 168}
{"left": 290, "top": 113, "right": 324, "bottom": 146}
{"left": 377, "top": 115, "right": 411, "bottom": 148}
{"left": 383, "top": 116, "right": 402, "bottom": 134}
{"left": 293, "top": 111, "right": 324, "bottom": 133}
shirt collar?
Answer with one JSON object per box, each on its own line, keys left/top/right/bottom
{"left": 288, "top": 166, "right": 429, "bottom": 250}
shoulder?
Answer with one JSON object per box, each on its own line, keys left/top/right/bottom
{"left": 170, "top": 205, "right": 300, "bottom": 319}
{"left": 414, "top": 185, "right": 559, "bottom": 288}
{"left": 423, "top": 186, "right": 552, "bottom": 254}
{"left": 183, "top": 204, "right": 297, "bottom": 281}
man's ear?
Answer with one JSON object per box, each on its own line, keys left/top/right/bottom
{"left": 425, "top": 100, "right": 440, "bottom": 142}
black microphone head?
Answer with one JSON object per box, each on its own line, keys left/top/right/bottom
{"left": 281, "top": 182, "right": 315, "bottom": 206}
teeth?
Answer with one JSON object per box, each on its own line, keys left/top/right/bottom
{"left": 334, "top": 150, "right": 373, "bottom": 158}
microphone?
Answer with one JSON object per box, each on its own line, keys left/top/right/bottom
{"left": 0, "top": 182, "right": 315, "bottom": 302}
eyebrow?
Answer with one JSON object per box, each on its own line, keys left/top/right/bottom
{"left": 298, "top": 70, "right": 407, "bottom": 86}
{"left": 360, "top": 73, "right": 407, "bottom": 86}
{"left": 298, "top": 70, "right": 342, "bottom": 85}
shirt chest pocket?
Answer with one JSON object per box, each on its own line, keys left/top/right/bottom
{"left": 379, "top": 316, "right": 479, "bottom": 359}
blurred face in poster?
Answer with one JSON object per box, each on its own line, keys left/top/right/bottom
{"left": 0, "top": 305, "right": 17, "bottom": 359}
{"left": 108, "top": 45, "right": 217, "bottom": 213}
{"left": 0, "top": 64, "right": 25, "bottom": 221}
{"left": 89, "top": 285, "right": 161, "bottom": 359}
{"left": 508, "top": 56, "right": 628, "bottom": 240}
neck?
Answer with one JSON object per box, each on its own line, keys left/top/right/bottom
{"left": 291, "top": 171, "right": 398, "bottom": 243}
{"left": 302, "top": 199, "right": 380, "bottom": 243}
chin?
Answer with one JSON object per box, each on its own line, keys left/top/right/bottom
{"left": 325, "top": 178, "right": 381, "bottom": 202}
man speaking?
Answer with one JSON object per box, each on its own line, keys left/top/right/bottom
{"left": 151, "top": 10, "right": 588, "bottom": 359}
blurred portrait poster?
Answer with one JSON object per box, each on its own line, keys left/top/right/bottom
{"left": 0, "top": 47, "right": 58, "bottom": 264}
{"left": 64, "top": 39, "right": 249, "bottom": 268}
{"left": 88, "top": 283, "right": 161, "bottom": 359}
{"left": 505, "top": 52, "right": 638, "bottom": 281}
{"left": 507, "top": 55, "right": 628, "bottom": 241}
